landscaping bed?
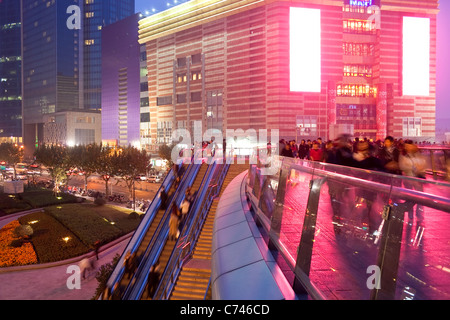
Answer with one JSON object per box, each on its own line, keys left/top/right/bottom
{"left": 0, "top": 202, "right": 141, "bottom": 267}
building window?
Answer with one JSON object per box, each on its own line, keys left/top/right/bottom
{"left": 191, "top": 53, "right": 202, "bottom": 65}
{"left": 140, "top": 82, "right": 148, "bottom": 92}
{"left": 191, "top": 71, "right": 202, "bottom": 81}
{"left": 191, "top": 92, "right": 202, "bottom": 102}
{"left": 402, "top": 117, "right": 422, "bottom": 137}
{"left": 177, "top": 74, "right": 187, "bottom": 83}
{"left": 140, "top": 113, "right": 150, "bottom": 123}
{"left": 156, "top": 96, "right": 172, "bottom": 106}
{"left": 177, "top": 94, "right": 186, "bottom": 104}
{"left": 343, "top": 19, "right": 376, "bottom": 34}
{"left": 85, "top": 39, "right": 95, "bottom": 45}
{"left": 336, "top": 84, "right": 377, "bottom": 98}
{"left": 177, "top": 57, "right": 186, "bottom": 68}
{"left": 140, "top": 97, "right": 149, "bottom": 107}
{"left": 296, "top": 116, "right": 317, "bottom": 137}
{"left": 75, "top": 129, "right": 95, "bottom": 145}
{"left": 343, "top": 65, "right": 373, "bottom": 78}
{"left": 343, "top": 42, "right": 375, "bottom": 56}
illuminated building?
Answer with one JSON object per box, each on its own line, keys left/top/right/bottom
{"left": 101, "top": 14, "right": 141, "bottom": 149}
{"left": 138, "top": 0, "right": 438, "bottom": 147}
{"left": 0, "top": 0, "right": 22, "bottom": 144}
{"left": 20, "top": 0, "right": 134, "bottom": 156}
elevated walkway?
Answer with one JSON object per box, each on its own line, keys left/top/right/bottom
{"left": 211, "top": 170, "right": 296, "bottom": 300}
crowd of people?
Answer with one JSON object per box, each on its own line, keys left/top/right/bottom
{"left": 279, "top": 135, "right": 430, "bottom": 178}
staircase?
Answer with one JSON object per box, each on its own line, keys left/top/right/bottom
{"left": 169, "top": 163, "right": 249, "bottom": 300}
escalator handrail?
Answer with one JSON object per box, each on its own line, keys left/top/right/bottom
{"left": 124, "top": 160, "right": 204, "bottom": 300}
{"left": 121, "top": 160, "right": 199, "bottom": 299}
{"left": 154, "top": 161, "right": 230, "bottom": 299}
{"left": 105, "top": 167, "right": 176, "bottom": 292}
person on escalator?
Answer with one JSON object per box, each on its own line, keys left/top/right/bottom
{"left": 147, "top": 260, "right": 161, "bottom": 299}
{"left": 169, "top": 204, "right": 180, "bottom": 241}
{"left": 160, "top": 186, "right": 168, "bottom": 210}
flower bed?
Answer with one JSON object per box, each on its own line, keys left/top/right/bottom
{"left": 0, "top": 220, "right": 38, "bottom": 267}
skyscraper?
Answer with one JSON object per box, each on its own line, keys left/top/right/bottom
{"left": 138, "top": 0, "right": 438, "bottom": 146}
{"left": 83, "top": 0, "right": 134, "bottom": 111}
{"left": 21, "top": 0, "right": 82, "bottom": 154}
{"left": 20, "top": 0, "right": 134, "bottom": 155}
{"left": 0, "top": 0, "right": 22, "bottom": 144}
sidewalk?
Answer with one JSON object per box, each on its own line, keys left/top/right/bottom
{"left": 0, "top": 234, "right": 130, "bottom": 300}
{"left": 0, "top": 208, "right": 131, "bottom": 300}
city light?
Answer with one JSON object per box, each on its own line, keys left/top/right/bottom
{"left": 289, "top": 7, "right": 321, "bottom": 93}
{"left": 403, "top": 16, "right": 430, "bottom": 96}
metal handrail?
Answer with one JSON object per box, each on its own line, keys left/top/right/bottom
{"left": 154, "top": 161, "right": 230, "bottom": 300}
{"left": 125, "top": 160, "right": 201, "bottom": 300}
{"left": 247, "top": 152, "right": 450, "bottom": 300}
{"left": 105, "top": 166, "right": 176, "bottom": 293}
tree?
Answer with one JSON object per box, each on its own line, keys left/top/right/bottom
{"left": 69, "top": 143, "right": 102, "bottom": 191}
{"left": 34, "top": 145, "right": 70, "bottom": 195}
{"left": 158, "top": 143, "right": 176, "bottom": 168}
{"left": 0, "top": 143, "right": 24, "bottom": 179}
{"left": 114, "top": 146, "right": 151, "bottom": 210}
{"left": 94, "top": 145, "right": 120, "bottom": 197}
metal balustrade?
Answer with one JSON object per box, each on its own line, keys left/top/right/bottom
{"left": 247, "top": 151, "right": 450, "bottom": 300}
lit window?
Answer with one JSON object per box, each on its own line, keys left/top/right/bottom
{"left": 85, "top": 39, "right": 94, "bottom": 45}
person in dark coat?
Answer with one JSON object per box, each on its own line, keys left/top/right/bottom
{"left": 280, "top": 143, "right": 294, "bottom": 158}
{"left": 147, "top": 260, "right": 161, "bottom": 299}
{"left": 160, "top": 186, "right": 168, "bottom": 210}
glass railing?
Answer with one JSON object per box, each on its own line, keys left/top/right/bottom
{"left": 247, "top": 152, "right": 450, "bottom": 300}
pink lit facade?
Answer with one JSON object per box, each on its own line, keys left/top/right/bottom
{"left": 138, "top": 0, "right": 438, "bottom": 149}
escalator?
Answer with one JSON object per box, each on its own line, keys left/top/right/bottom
{"left": 139, "top": 163, "right": 209, "bottom": 300}
{"left": 104, "top": 161, "right": 192, "bottom": 299}
{"left": 169, "top": 163, "right": 249, "bottom": 300}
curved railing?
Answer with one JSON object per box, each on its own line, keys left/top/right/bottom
{"left": 246, "top": 150, "right": 450, "bottom": 300}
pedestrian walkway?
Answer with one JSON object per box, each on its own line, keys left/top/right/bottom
{"left": 0, "top": 232, "right": 129, "bottom": 300}
{"left": 0, "top": 205, "right": 131, "bottom": 300}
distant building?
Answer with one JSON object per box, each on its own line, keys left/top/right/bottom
{"left": 101, "top": 13, "right": 140, "bottom": 148}
{"left": 138, "top": 0, "right": 438, "bottom": 145}
{"left": 0, "top": 0, "right": 22, "bottom": 144}
{"left": 20, "top": 0, "right": 134, "bottom": 156}
{"left": 43, "top": 110, "right": 101, "bottom": 146}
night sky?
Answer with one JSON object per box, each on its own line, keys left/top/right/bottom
{"left": 135, "top": 0, "right": 450, "bottom": 125}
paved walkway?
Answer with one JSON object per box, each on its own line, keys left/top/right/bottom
{"left": 0, "top": 209, "right": 130, "bottom": 300}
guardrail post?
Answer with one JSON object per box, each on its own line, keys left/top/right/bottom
{"left": 293, "top": 177, "right": 325, "bottom": 293}
{"left": 370, "top": 202, "right": 409, "bottom": 300}
{"left": 268, "top": 164, "right": 289, "bottom": 248}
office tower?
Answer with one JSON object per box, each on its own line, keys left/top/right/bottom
{"left": 21, "top": 0, "right": 134, "bottom": 155}
{"left": 0, "top": 0, "right": 22, "bottom": 144}
{"left": 101, "top": 13, "right": 141, "bottom": 148}
{"left": 83, "top": 0, "right": 134, "bottom": 111}
{"left": 138, "top": 0, "right": 438, "bottom": 146}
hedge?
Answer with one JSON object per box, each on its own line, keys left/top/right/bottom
{"left": 18, "top": 212, "right": 89, "bottom": 263}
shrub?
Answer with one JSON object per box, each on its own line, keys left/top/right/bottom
{"left": 13, "top": 225, "right": 34, "bottom": 239}
{"left": 94, "top": 197, "right": 106, "bottom": 206}
{"left": 45, "top": 204, "right": 123, "bottom": 247}
{"left": 128, "top": 211, "right": 139, "bottom": 220}
{"left": 21, "top": 190, "right": 78, "bottom": 208}
{"left": 92, "top": 254, "right": 121, "bottom": 300}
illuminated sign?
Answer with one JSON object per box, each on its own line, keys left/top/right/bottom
{"left": 403, "top": 16, "right": 430, "bottom": 96}
{"left": 345, "top": 0, "right": 380, "bottom": 6}
{"left": 290, "top": 7, "right": 321, "bottom": 93}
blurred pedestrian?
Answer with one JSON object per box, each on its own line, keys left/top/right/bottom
{"left": 147, "top": 260, "right": 161, "bottom": 299}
